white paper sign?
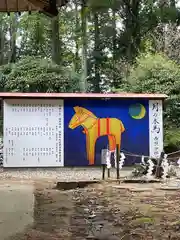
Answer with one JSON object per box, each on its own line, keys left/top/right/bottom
{"left": 3, "top": 99, "right": 64, "bottom": 167}
{"left": 149, "top": 100, "right": 163, "bottom": 158}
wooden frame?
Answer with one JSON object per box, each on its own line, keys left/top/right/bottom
{"left": 0, "top": 0, "right": 68, "bottom": 17}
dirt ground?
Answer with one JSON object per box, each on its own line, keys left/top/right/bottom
{"left": 5, "top": 181, "right": 180, "bottom": 240}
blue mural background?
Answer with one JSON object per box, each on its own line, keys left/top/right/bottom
{"left": 64, "top": 98, "right": 149, "bottom": 166}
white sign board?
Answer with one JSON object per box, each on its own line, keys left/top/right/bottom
{"left": 149, "top": 100, "right": 163, "bottom": 159}
{"left": 3, "top": 99, "right": 64, "bottom": 167}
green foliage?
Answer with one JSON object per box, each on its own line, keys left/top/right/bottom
{"left": 0, "top": 56, "right": 80, "bottom": 92}
{"left": 126, "top": 53, "right": 180, "bottom": 92}
{"left": 1, "top": 1, "right": 180, "bottom": 92}
{"left": 117, "top": 53, "right": 180, "bottom": 151}
{"left": 164, "top": 128, "right": 180, "bottom": 152}
{"left": 18, "top": 13, "right": 51, "bottom": 58}
{"left": 88, "top": 0, "right": 118, "bottom": 9}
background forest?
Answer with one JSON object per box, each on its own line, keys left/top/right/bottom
{"left": 0, "top": 0, "right": 180, "bottom": 151}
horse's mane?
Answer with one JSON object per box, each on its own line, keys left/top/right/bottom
{"left": 74, "top": 106, "right": 97, "bottom": 118}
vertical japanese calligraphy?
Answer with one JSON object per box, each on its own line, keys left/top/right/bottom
{"left": 3, "top": 99, "right": 64, "bottom": 167}
{"left": 149, "top": 100, "right": 163, "bottom": 158}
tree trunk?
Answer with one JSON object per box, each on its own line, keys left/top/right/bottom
{"left": 9, "top": 13, "right": 18, "bottom": 63}
{"left": 112, "top": 7, "right": 117, "bottom": 87}
{"left": 123, "top": 0, "right": 140, "bottom": 63}
{"left": 51, "top": 14, "right": 60, "bottom": 64}
{"left": 80, "top": 0, "right": 88, "bottom": 92}
{"left": 157, "top": 0, "right": 169, "bottom": 52}
{"left": 93, "top": 11, "right": 101, "bottom": 92}
{"left": 0, "top": 18, "right": 4, "bottom": 65}
{"left": 74, "top": 0, "right": 79, "bottom": 71}
{"left": 170, "top": 0, "right": 175, "bottom": 7}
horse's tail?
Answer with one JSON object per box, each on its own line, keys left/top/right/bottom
{"left": 120, "top": 120, "right": 125, "bottom": 133}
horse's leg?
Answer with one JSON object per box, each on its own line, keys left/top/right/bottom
{"left": 86, "top": 134, "right": 90, "bottom": 163}
{"left": 108, "top": 135, "right": 116, "bottom": 151}
{"left": 87, "top": 133, "right": 96, "bottom": 165}
{"left": 114, "top": 132, "right": 122, "bottom": 151}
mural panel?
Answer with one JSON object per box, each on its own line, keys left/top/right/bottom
{"left": 64, "top": 99, "right": 149, "bottom": 166}
{"left": 3, "top": 99, "right": 64, "bottom": 167}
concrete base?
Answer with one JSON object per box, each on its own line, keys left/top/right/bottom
{"left": 56, "top": 180, "right": 100, "bottom": 190}
{"left": 123, "top": 179, "right": 161, "bottom": 183}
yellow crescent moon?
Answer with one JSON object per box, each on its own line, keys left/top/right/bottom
{"left": 131, "top": 104, "right": 146, "bottom": 119}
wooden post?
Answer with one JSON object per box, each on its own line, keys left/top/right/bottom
{"left": 107, "top": 146, "right": 111, "bottom": 178}
{"left": 116, "top": 144, "right": 120, "bottom": 179}
{"left": 102, "top": 164, "right": 106, "bottom": 180}
{"left": 107, "top": 168, "right": 110, "bottom": 178}
{"left": 101, "top": 149, "right": 107, "bottom": 180}
{"left": 155, "top": 151, "right": 164, "bottom": 178}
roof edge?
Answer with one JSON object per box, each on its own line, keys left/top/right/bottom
{"left": 0, "top": 92, "right": 168, "bottom": 99}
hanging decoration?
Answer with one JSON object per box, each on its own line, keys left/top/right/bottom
{"left": 141, "top": 155, "right": 145, "bottom": 165}
{"left": 119, "top": 152, "right": 126, "bottom": 169}
{"left": 106, "top": 150, "right": 111, "bottom": 169}
{"left": 162, "top": 154, "right": 169, "bottom": 179}
{"left": 146, "top": 159, "right": 154, "bottom": 179}
{"left": 177, "top": 158, "right": 180, "bottom": 168}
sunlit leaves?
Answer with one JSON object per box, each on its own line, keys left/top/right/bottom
{"left": 120, "top": 53, "right": 180, "bottom": 149}
{"left": 0, "top": 56, "right": 80, "bottom": 92}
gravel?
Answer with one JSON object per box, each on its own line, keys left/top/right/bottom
{"left": 0, "top": 167, "right": 132, "bottom": 181}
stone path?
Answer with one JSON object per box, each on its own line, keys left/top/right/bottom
{"left": 0, "top": 167, "right": 133, "bottom": 181}
{"left": 0, "top": 182, "right": 34, "bottom": 240}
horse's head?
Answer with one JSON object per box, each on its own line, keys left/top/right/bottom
{"left": 68, "top": 106, "right": 96, "bottom": 129}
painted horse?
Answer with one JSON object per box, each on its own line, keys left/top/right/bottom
{"left": 68, "top": 106, "right": 125, "bottom": 165}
